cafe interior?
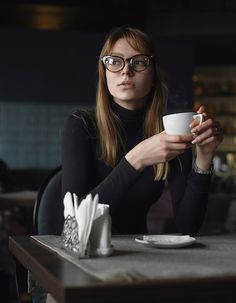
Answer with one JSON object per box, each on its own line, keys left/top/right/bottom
{"left": 1, "top": 0, "right": 236, "bottom": 302}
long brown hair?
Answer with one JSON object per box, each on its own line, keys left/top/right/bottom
{"left": 96, "top": 26, "right": 169, "bottom": 180}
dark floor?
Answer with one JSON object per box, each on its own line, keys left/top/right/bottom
{"left": 0, "top": 239, "right": 32, "bottom": 303}
{"left": 0, "top": 208, "right": 33, "bottom": 303}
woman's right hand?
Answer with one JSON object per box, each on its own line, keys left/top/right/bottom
{"left": 125, "top": 131, "right": 193, "bottom": 171}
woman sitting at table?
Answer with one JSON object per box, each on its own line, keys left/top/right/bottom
{"left": 62, "top": 26, "right": 223, "bottom": 236}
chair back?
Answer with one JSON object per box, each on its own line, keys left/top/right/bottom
{"left": 33, "top": 166, "right": 64, "bottom": 235}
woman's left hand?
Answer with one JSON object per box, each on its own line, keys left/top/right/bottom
{"left": 190, "top": 105, "right": 223, "bottom": 168}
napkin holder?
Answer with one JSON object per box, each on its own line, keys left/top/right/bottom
{"left": 61, "top": 193, "right": 113, "bottom": 258}
{"left": 61, "top": 214, "right": 80, "bottom": 254}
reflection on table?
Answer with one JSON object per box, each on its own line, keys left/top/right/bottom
{"left": 9, "top": 233, "right": 236, "bottom": 303}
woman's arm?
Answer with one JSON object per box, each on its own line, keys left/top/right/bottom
{"left": 62, "top": 113, "right": 96, "bottom": 199}
{"left": 168, "top": 106, "right": 223, "bottom": 235}
{"left": 61, "top": 113, "right": 141, "bottom": 212}
{"left": 168, "top": 150, "right": 211, "bottom": 235}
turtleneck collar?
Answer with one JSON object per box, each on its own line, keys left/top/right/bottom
{"left": 111, "top": 101, "right": 146, "bottom": 124}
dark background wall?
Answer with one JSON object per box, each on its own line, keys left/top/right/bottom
{"left": 0, "top": 29, "right": 104, "bottom": 105}
{"left": 1, "top": 0, "right": 236, "bottom": 105}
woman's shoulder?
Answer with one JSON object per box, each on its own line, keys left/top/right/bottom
{"left": 72, "top": 108, "right": 96, "bottom": 125}
{"left": 64, "top": 108, "right": 97, "bottom": 136}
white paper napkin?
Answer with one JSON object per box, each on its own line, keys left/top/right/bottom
{"left": 63, "top": 192, "right": 113, "bottom": 258}
{"left": 63, "top": 192, "right": 75, "bottom": 218}
{"left": 75, "top": 193, "right": 98, "bottom": 257}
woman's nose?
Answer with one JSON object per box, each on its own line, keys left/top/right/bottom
{"left": 121, "top": 62, "right": 134, "bottom": 75}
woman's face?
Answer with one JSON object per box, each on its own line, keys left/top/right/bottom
{"left": 105, "top": 38, "right": 154, "bottom": 110}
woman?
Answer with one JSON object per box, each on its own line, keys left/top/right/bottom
{"left": 62, "top": 26, "right": 223, "bottom": 235}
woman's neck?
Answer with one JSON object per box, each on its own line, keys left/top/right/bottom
{"left": 111, "top": 100, "right": 146, "bottom": 123}
{"left": 113, "top": 98, "right": 147, "bottom": 110}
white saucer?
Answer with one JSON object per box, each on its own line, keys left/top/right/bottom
{"left": 135, "top": 234, "right": 196, "bottom": 249}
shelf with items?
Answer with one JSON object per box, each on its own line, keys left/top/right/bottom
{"left": 193, "top": 96, "right": 236, "bottom": 117}
{"left": 216, "top": 137, "right": 236, "bottom": 153}
{"left": 193, "top": 65, "right": 236, "bottom": 154}
{"left": 193, "top": 65, "right": 236, "bottom": 97}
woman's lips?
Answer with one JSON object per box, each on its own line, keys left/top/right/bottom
{"left": 119, "top": 81, "right": 134, "bottom": 87}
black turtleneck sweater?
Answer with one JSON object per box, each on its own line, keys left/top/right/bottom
{"left": 62, "top": 102, "right": 211, "bottom": 235}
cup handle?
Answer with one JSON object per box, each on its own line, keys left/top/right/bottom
{"left": 193, "top": 113, "right": 204, "bottom": 125}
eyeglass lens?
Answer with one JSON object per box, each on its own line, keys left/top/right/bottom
{"left": 103, "top": 55, "right": 151, "bottom": 72}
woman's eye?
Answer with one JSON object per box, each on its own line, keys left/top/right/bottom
{"left": 134, "top": 60, "right": 145, "bottom": 66}
{"left": 109, "top": 58, "right": 122, "bottom": 66}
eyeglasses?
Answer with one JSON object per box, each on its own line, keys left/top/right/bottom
{"left": 101, "top": 54, "right": 152, "bottom": 73}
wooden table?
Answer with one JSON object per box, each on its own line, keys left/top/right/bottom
{"left": 0, "top": 190, "right": 37, "bottom": 210}
{"left": 9, "top": 234, "right": 236, "bottom": 303}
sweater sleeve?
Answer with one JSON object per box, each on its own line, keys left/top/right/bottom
{"left": 168, "top": 149, "right": 212, "bottom": 235}
{"left": 61, "top": 113, "right": 140, "bottom": 213}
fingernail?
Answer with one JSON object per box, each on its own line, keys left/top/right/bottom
{"left": 189, "top": 123, "right": 193, "bottom": 128}
{"left": 192, "top": 138, "right": 197, "bottom": 144}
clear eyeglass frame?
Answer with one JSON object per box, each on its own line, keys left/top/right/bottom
{"left": 101, "top": 54, "right": 153, "bottom": 73}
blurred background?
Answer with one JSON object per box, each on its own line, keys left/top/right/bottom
{"left": 0, "top": 0, "right": 236, "bottom": 301}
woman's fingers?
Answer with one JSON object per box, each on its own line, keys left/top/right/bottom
{"left": 191, "top": 118, "right": 223, "bottom": 144}
{"left": 192, "top": 129, "right": 223, "bottom": 145}
{"left": 163, "top": 133, "right": 194, "bottom": 143}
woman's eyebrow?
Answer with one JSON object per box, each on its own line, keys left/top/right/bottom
{"left": 110, "top": 52, "right": 124, "bottom": 57}
{"left": 110, "top": 52, "right": 141, "bottom": 58}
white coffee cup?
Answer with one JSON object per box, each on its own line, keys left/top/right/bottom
{"left": 162, "top": 112, "right": 204, "bottom": 135}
